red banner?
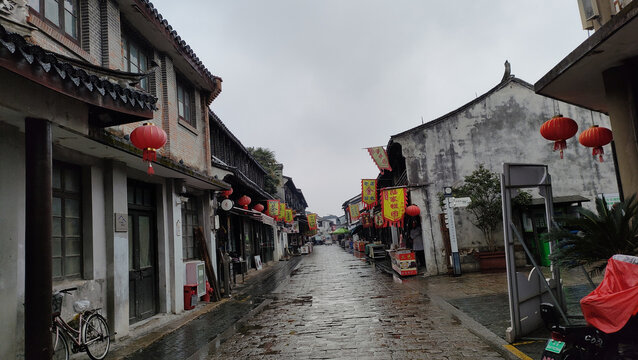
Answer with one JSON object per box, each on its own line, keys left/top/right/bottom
{"left": 367, "top": 146, "right": 392, "bottom": 174}
{"left": 381, "top": 187, "right": 407, "bottom": 227}
{"left": 267, "top": 200, "right": 280, "bottom": 218}
{"left": 361, "top": 212, "right": 373, "bottom": 228}
{"left": 348, "top": 203, "right": 360, "bottom": 221}
{"left": 361, "top": 179, "right": 378, "bottom": 209}
{"left": 307, "top": 213, "right": 317, "bottom": 230}
{"left": 285, "top": 209, "right": 293, "bottom": 224}
{"left": 374, "top": 211, "right": 385, "bottom": 228}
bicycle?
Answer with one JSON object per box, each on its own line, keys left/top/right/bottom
{"left": 51, "top": 287, "right": 111, "bottom": 360}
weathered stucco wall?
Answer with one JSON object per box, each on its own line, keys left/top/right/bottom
{"left": 394, "top": 79, "right": 618, "bottom": 275}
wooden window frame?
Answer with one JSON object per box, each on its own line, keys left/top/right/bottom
{"left": 52, "top": 161, "right": 83, "bottom": 281}
{"left": 121, "top": 26, "right": 154, "bottom": 93}
{"left": 176, "top": 77, "right": 196, "bottom": 129}
{"left": 28, "top": 0, "right": 80, "bottom": 43}
{"left": 181, "top": 197, "right": 201, "bottom": 260}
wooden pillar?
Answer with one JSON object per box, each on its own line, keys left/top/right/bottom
{"left": 24, "top": 118, "right": 52, "bottom": 360}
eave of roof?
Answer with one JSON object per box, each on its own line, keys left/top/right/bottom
{"left": 391, "top": 76, "right": 532, "bottom": 139}
{"left": 134, "top": 0, "right": 221, "bottom": 96}
{"left": 0, "top": 23, "right": 157, "bottom": 125}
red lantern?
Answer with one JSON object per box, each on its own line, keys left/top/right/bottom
{"left": 253, "top": 203, "right": 265, "bottom": 212}
{"left": 540, "top": 115, "right": 578, "bottom": 159}
{"left": 221, "top": 188, "right": 233, "bottom": 198}
{"left": 406, "top": 205, "right": 420, "bottom": 217}
{"left": 237, "top": 195, "right": 251, "bottom": 209}
{"left": 579, "top": 125, "right": 613, "bottom": 162}
{"left": 130, "top": 122, "right": 167, "bottom": 175}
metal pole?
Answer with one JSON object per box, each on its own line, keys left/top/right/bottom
{"left": 501, "top": 174, "right": 521, "bottom": 339}
{"left": 543, "top": 180, "right": 565, "bottom": 310}
{"left": 25, "top": 118, "right": 53, "bottom": 360}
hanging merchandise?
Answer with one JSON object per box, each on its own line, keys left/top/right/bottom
{"left": 361, "top": 179, "right": 378, "bottom": 209}
{"left": 237, "top": 195, "right": 251, "bottom": 209}
{"left": 348, "top": 203, "right": 361, "bottom": 221}
{"left": 381, "top": 187, "right": 407, "bottom": 227}
{"left": 366, "top": 146, "right": 392, "bottom": 174}
{"left": 307, "top": 213, "right": 318, "bottom": 230}
{"left": 540, "top": 115, "right": 578, "bottom": 159}
{"left": 285, "top": 209, "right": 293, "bottom": 223}
{"left": 374, "top": 212, "right": 385, "bottom": 228}
{"left": 253, "top": 203, "right": 265, "bottom": 212}
{"left": 406, "top": 204, "right": 420, "bottom": 217}
{"left": 221, "top": 188, "right": 233, "bottom": 198}
{"left": 267, "top": 200, "right": 280, "bottom": 218}
{"left": 130, "top": 122, "right": 167, "bottom": 174}
{"left": 579, "top": 125, "right": 613, "bottom": 162}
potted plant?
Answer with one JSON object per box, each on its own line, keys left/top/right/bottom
{"left": 454, "top": 165, "right": 530, "bottom": 272}
{"left": 549, "top": 194, "right": 638, "bottom": 276}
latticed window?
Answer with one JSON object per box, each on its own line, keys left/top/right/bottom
{"left": 28, "top": 0, "right": 79, "bottom": 40}
{"left": 182, "top": 198, "right": 200, "bottom": 260}
{"left": 177, "top": 79, "right": 195, "bottom": 127}
{"left": 52, "top": 161, "right": 82, "bottom": 280}
{"left": 122, "top": 35, "right": 150, "bottom": 91}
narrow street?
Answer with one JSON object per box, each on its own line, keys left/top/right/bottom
{"left": 207, "top": 246, "right": 505, "bottom": 359}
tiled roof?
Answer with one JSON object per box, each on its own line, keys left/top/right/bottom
{"left": 0, "top": 23, "right": 158, "bottom": 111}
{"left": 138, "top": 1, "right": 220, "bottom": 87}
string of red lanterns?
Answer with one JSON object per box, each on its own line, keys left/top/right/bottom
{"left": 579, "top": 125, "right": 613, "bottom": 162}
{"left": 540, "top": 115, "right": 578, "bottom": 159}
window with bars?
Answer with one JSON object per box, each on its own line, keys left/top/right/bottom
{"left": 122, "top": 36, "right": 149, "bottom": 91}
{"left": 181, "top": 198, "right": 200, "bottom": 260}
{"left": 28, "top": 0, "right": 79, "bottom": 41}
{"left": 177, "top": 78, "right": 196, "bottom": 128}
{"left": 52, "top": 161, "right": 82, "bottom": 280}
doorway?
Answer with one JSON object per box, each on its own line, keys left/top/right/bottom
{"left": 127, "top": 181, "right": 157, "bottom": 324}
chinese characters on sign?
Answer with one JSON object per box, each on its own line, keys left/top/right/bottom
{"left": 267, "top": 200, "right": 280, "bottom": 218}
{"left": 381, "top": 187, "right": 407, "bottom": 227}
{"left": 361, "top": 212, "right": 373, "bottom": 228}
{"left": 285, "top": 209, "right": 293, "bottom": 223}
{"left": 366, "top": 146, "right": 392, "bottom": 174}
{"left": 307, "top": 213, "right": 317, "bottom": 230}
{"left": 374, "top": 212, "right": 385, "bottom": 228}
{"left": 361, "top": 179, "right": 378, "bottom": 209}
{"left": 279, "top": 203, "right": 286, "bottom": 221}
{"left": 348, "top": 203, "right": 361, "bottom": 221}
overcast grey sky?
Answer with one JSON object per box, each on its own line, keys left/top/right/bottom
{"left": 151, "top": 1, "right": 588, "bottom": 216}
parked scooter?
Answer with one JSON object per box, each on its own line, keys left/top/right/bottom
{"left": 540, "top": 254, "right": 638, "bottom": 360}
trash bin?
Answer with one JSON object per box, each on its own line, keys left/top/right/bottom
{"left": 184, "top": 284, "right": 197, "bottom": 310}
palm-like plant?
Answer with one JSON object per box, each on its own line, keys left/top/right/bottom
{"left": 549, "top": 194, "right": 638, "bottom": 275}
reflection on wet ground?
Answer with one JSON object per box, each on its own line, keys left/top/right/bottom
{"left": 211, "top": 246, "right": 505, "bottom": 359}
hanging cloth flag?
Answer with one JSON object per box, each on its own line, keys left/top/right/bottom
{"left": 267, "top": 200, "right": 280, "bottom": 218}
{"left": 307, "top": 213, "right": 317, "bottom": 230}
{"left": 361, "top": 179, "right": 378, "bottom": 209}
{"left": 381, "top": 187, "right": 407, "bottom": 227}
{"left": 279, "top": 203, "right": 286, "bottom": 221}
{"left": 285, "top": 209, "right": 293, "bottom": 223}
{"left": 348, "top": 203, "right": 361, "bottom": 221}
{"left": 374, "top": 211, "right": 385, "bottom": 228}
{"left": 361, "top": 212, "right": 373, "bottom": 228}
{"left": 366, "top": 146, "right": 392, "bottom": 174}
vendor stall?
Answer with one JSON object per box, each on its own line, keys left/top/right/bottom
{"left": 388, "top": 249, "right": 417, "bottom": 276}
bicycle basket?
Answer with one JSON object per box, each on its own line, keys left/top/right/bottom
{"left": 52, "top": 293, "right": 63, "bottom": 314}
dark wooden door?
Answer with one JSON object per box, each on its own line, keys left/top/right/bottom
{"left": 127, "top": 180, "right": 157, "bottom": 324}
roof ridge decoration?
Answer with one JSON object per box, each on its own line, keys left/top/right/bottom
{"left": 138, "top": 1, "right": 221, "bottom": 89}
{"left": 0, "top": 23, "right": 158, "bottom": 111}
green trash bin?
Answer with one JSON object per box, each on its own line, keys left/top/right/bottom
{"left": 539, "top": 233, "right": 551, "bottom": 266}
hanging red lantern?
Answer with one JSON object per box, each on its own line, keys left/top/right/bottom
{"left": 253, "top": 203, "right": 265, "bottom": 212}
{"left": 130, "top": 122, "right": 167, "bottom": 175}
{"left": 540, "top": 115, "right": 578, "bottom": 159}
{"left": 579, "top": 125, "right": 613, "bottom": 162}
{"left": 237, "top": 195, "right": 251, "bottom": 209}
{"left": 406, "top": 205, "right": 420, "bottom": 217}
{"left": 221, "top": 188, "right": 233, "bottom": 198}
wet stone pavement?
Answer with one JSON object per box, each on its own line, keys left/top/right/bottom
{"left": 210, "top": 246, "right": 505, "bottom": 359}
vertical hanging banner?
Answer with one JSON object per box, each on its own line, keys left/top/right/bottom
{"left": 348, "top": 203, "right": 361, "bottom": 221}
{"left": 374, "top": 211, "right": 385, "bottom": 228}
{"left": 381, "top": 187, "right": 407, "bottom": 227}
{"left": 278, "top": 203, "right": 286, "bottom": 221}
{"left": 361, "top": 212, "right": 373, "bottom": 228}
{"left": 366, "top": 146, "right": 392, "bottom": 174}
{"left": 285, "top": 209, "right": 293, "bottom": 223}
{"left": 361, "top": 179, "right": 378, "bottom": 209}
{"left": 307, "top": 213, "right": 317, "bottom": 230}
{"left": 267, "top": 200, "right": 280, "bottom": 218}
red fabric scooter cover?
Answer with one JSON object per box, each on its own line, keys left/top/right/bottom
{"left": 580, "top": 255, "right": 638, "bottom": 333}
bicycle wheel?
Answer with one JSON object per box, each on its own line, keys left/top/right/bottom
{"left": 81, "top": 313, "right": 110, "bottom": 360}
{"left": 51, "top": 325, "right": 69, "bottom": 360}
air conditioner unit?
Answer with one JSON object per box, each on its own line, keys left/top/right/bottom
{"left": 185, "top": 261, "right": 206, "bottom": 297}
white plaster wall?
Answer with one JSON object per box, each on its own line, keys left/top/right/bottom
{"left": 0, "top": 122, "right": 25, "bottom": 360}
{"left": 396, "top": 80, "right": 619, "bottom": 274}
{"left": 166, "top": 180, "right": 184, "bottom": 314}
